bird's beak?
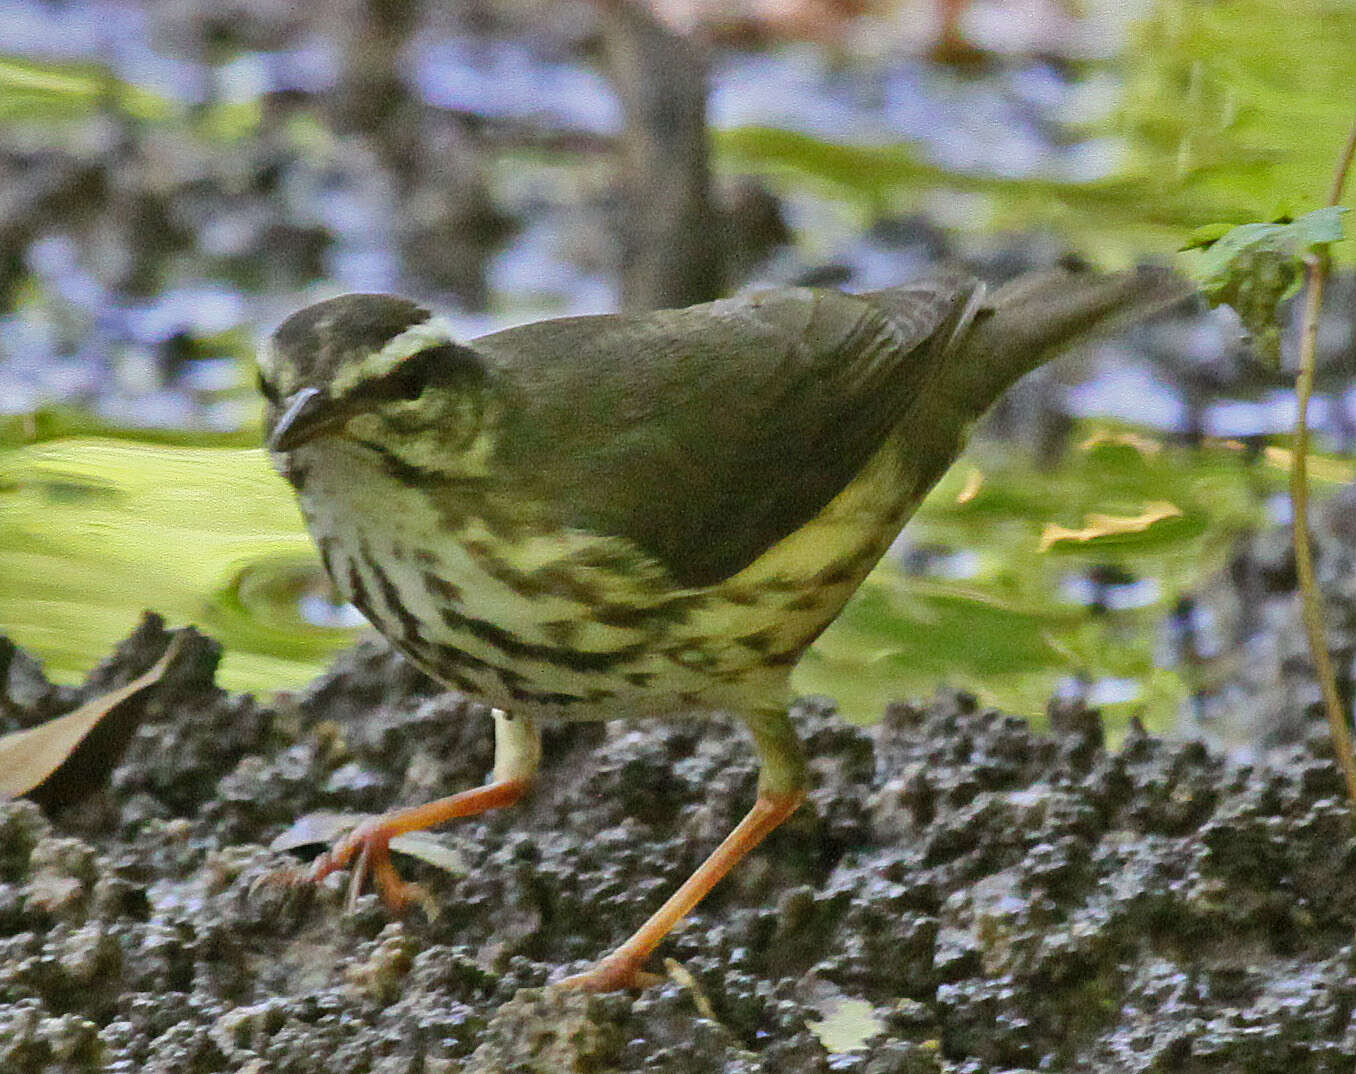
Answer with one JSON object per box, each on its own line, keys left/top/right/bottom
{"left": 268, "top": 387, "right": 349, "bottom": 452}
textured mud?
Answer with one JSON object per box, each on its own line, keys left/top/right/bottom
{"left": 2, "top": 615, "right": 1356, "bottom": 1073}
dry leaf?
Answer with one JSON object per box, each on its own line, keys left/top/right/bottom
{"left": 1079, "top": 430, "right": 1162, "bottom": 456}
{"left": 1263, "top": 446, "right": 1356, "bottom": 483}
{"left": 388, "top": 832, "right": 467, "bottom": 876}
{"left": 1038, "top": 502, "right": 1183, "bottom": 552}
{"left": 270, "top": 810, "right": 364, "bottom": 853}
{"left": 0, "top": 633, "right": 184, "bottom": 801}
{"left": 805, "top": 995, "right": 884, "bottom": 1054}
{"left": 955, "top": 467, "right": 984, "bottom": 505}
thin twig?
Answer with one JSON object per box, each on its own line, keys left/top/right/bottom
{"left": 1291, "top": 110, "right": 1356, "bottom": 806}
{"left": 1325, "top": 115, "right": 1356, "bottom": 207}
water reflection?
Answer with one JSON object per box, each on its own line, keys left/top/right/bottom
{"left": 297, "top": 592, "right": 366, "bottom": 631}
{"left": 0, "top": 0, "right": 1347, "bottom": 447}
{"left": 1058, "top": 569, "right": 1160, "bottom": 612}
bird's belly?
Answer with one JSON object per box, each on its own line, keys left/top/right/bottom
{"left": 293, "top": 437, "right": 909, "bottom": 722}
{"left": 291, "top": 461, "right": 782, "bottom": 721}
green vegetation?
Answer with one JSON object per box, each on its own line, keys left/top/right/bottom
{"left": 0, "top": 434, "right": 346, "bottom": 692}
{"left": 721, "top": 0, "right": 1356, "bottom": 264}
{"left": 799, "top": 429, "right": 1312, "bottom": 726}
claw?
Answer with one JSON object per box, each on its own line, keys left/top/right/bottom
{"left": 345, "top": 840, "right": 372, "bottom": 910}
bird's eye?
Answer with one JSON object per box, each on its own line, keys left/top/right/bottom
{"left": 388, "top": 365, "right": 425, "bottom": 401}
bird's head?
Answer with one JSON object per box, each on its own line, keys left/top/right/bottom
{"left": 258, "top": 293, "right": 493, "bottom": 473}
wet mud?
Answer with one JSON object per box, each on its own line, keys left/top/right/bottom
{"left": 2, "top": 615, "right": 1355, "bottom": 1072}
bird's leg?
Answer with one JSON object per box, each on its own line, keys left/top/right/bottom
{"left": 310, "top": 709, "right": 540, "bottom": 913}
{"left": 561, "top": 709, "right": 808, "bottom": 991}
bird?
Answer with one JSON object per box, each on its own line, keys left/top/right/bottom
{"left": 257, "top": 262, "right": 1190, "bottom": 991}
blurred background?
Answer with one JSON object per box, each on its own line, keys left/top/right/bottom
{"left": 1, "top": 0, "right": 1354, "bottom": 756}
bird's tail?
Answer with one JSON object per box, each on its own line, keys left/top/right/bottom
{"left": 945, "top": 262, "right": 1195, "bottom": 414}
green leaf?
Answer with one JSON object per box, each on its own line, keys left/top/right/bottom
{"left": 1291, "top": 206, "right": 1348, "bottom": 245}
{"left": 1192, "top": 208, "right": 1347, "bottom": 282}
{"left": 1186, "top": 207, "right": 1348, "bottom": 366}
{"left": 1180, "top": 222, "right": 1235, "bottom": 251}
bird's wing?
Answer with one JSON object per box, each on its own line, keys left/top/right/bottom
{"left": 471, "top": 273, "right": 985, "bottom": 588}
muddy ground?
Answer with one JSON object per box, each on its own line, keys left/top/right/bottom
{"left": 2, "top": 615, "right": 1355, "bottom": 1073}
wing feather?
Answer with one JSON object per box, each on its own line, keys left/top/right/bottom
{"left": 471, "top": 273, "right": 984, "bottom": 587}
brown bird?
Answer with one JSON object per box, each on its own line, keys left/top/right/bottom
{"left": 258, "top": 263, "right": 1189, "bottom": 990}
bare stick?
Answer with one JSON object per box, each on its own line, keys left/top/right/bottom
{"left": 1290, "top": 111, "right": 1356, "bottom": 805}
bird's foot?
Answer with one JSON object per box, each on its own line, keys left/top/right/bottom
{"left": 255, "top": 817, "right": 438, "bottom": 919}
{"left": 311, "top": 818, "right": 438, "bottom": 916}
{"left": 258, "top": 774, "right": 536, "bottom": 920}
{"left": 557, "top": 952, "right": 666, "bottom": 993}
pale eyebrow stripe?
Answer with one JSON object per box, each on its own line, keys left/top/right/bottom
{"left": 331, "top": 315, "right": 460, "bottom": 395}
